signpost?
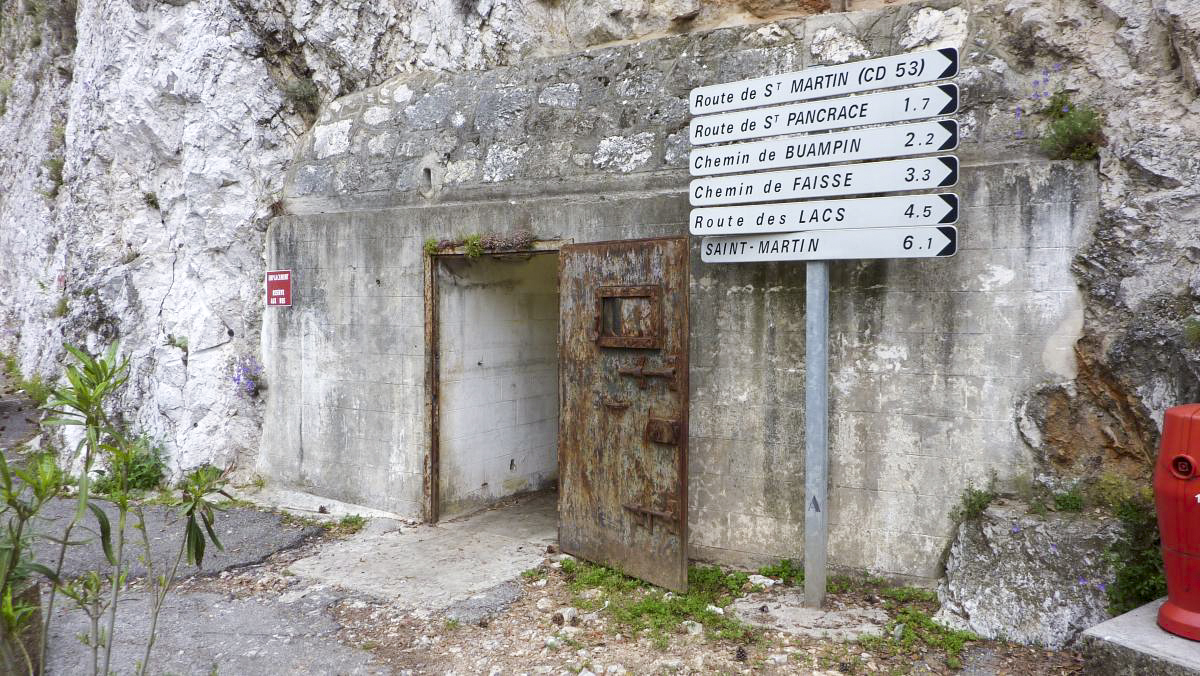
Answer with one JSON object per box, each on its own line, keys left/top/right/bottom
{"left": 690, "top": 119, "right": 957, "bottom": 176}
{"left": 690, "top": 193, "right": 958, "bottom": 236}
{"left": 700, "top": 226, "right": 958, "bottom": 263}
{"left": 265, "top": 270, "right": 292, "bottom": 307}
{"left": 689, "top": 47, "right": 959, "bottom": 115}
{"left": 690, "top": 83, "right": 958, "bottom": 145}
{"left": 690, "top": 155, "right": 958, "bottom": 206}
{"left": 687, "top": 47, "right": 961, "bottom": 609}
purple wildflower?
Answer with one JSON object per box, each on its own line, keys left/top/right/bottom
{"left": 232, "top": 354, "right": 263, "bottom": 396}
{"left": 1015, "top": 107, "right": 1023, "bottom": 119}
{"left": 1079, "top": 577, "right": 1088, "bottom": 585}
{"left": 1050, "top": 543, "right": 1058, "bottom": 553}
{"left": 1011, "top": 524, "right": 1022, "bottom": 534}
{"left": 1015, "top": 129, "right": 1025, "bottom": 139}
{"left": 1097, "top": 582, "right": 1107, "bottom": 592}
{"left": 1062, "top": 104, "right": 1070, "bottom": 113}
{"left": 1053, "top": 63, "right": 1063, "bottom": 72}
{"left": 1032, "top": 91, "right": 1042, "bottom": 100}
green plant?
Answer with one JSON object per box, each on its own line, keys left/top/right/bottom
{"left": 1053, "top": 488, "right": 1084, "bottom": 512}
{"left": 463, "top": 234, "right": 484, "bottom": 259}
{"left": 956, "top": 479, "right": 996, "bottom": 522}
{"left": 15, "top": 377, "right": 50, "bottom": 409}
{"left": 281, "top": 76, "right": 318, "bottom": 117}
{"left": 1107, "top": 489, "right": 1166, "bottom": 615}
{"left": 0, "top": 78, "right": 12, "bottom": 117}
{"left": 142, "top": 192, "right": 158, "bottom": 210}
{"left": 521, "top": 568, "right": 546, "bottom": 581}
{"left": 163, "top": 334, "right": 187, "bottom": 354}
{"left": 1090, "top": 472, "right": 1136, "bottom": 510}
{"left": 41, "top": 343, "right": 228, "bottom": 676}
{"left": 1039, "top": 92, "right": 1105, "bottom": 161}
{"left": 423, "top": 238, "right": 439, "bottom": 256}
{"left": 561, "top": 561, "right": 757, "bottom": 649}
{"left": 94, "top": 437, "right": 165, "bottom": 495}
{"left": 758, "top": 558, "right": 803, "bottom": 586}
{"left": 335, "top": 514, "right": 366, "bottom": 535}
{"left": 1182, "top": 317, "right": 1200, "bottom": 347}
{"left": 41, "top": 156, "right": 63, "bottom": 199}
{"left": 444, "top": 618, "right": 460, "bottom": 630}
{"left": 49, "top": 297, "right": 67, "bottom": 319}
{"left": 881, "top": 586, "right": 938, "bottom": 604}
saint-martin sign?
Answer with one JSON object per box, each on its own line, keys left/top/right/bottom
{"left": 700, "top": 226, "right": 958, "bottom": 263}
{"left": 690, "top": 83, "right": 958, "bottom": 145}
{"left": 690, "top": 155, "right": 958, "bottom": 206}
{"left": 690, "top": 193, "right": 958, "bottom": 236}
{"left": 690, "top": 47, "right": 959, "bottom": 115}
{"left": 691, "top": 119, "right": 957, "bottom": 177}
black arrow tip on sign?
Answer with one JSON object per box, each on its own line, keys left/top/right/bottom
{"left": 938, "top": 47, "right": 959, "bottom": 79}
{"left": 937, "top": 156, "right": 959, "bottom": 187}
{"left": 938, "top": 120, "right": 958, "bottom": 150}
{"left": 937, "top": 226, "right": 958, "bottom": 257}
{"left": 939, "top": 83, "right": 959, "bottom": 115}
{"left": 940, "top": 193, "right": 959, "bottom": 224}
{"left": 810, "top": 496, "right": 821, "bottom": 513}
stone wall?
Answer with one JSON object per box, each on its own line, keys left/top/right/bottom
{"left": 263, "top": 1, "right": 1105, "bottom": 580}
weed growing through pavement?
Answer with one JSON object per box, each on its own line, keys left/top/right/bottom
{"left": 559, "top": 559, "right": 757, "bottom": 649}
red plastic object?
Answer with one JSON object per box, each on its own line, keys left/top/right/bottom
{"left": 1155, "top": 404, "right": 1200, "bottom": 641}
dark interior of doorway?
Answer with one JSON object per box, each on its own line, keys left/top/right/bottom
{"left": 426, "top": 250, "right": 560, "bottom": 523}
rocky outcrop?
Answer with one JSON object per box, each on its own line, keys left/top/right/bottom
{"left": 936, "top": 503, "right": 1118, "bottom": 649}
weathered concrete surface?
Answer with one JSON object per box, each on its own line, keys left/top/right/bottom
{"left": 936, "top": 502, "right": 1118, "bottom": 649}
{"left": 32, "top": 499, "right": 320, "bottom": 580}
{"left": 45, "top": 587, "right": 387, "bottom": 676}
{"left": 730, "top": 591, "right": 889, "bottom": 640}
{"left": 263, "top": 0, "right": 1100, "bottom": 581}
{"left": 288, "top": 492, "right": 555, "bottom": 614}
{"left": 1080, "top": 598, "right": 1200, "bottom": 675}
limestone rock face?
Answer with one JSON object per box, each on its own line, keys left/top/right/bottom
{"left": 936, "top": 503, "right": 1118, "bottom": 649}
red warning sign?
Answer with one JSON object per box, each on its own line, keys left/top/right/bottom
{"left": 265, "top": 270, "right": 292, "bottom": 307}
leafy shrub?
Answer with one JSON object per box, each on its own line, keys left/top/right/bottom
{"left": 1107, "top": 490, "right": 1166, "bottom": 615}
{"left": 955, "top": 481, "right": 996, "bottom": 522}
{"left": 1040, "top": 92, "right": 1105, "bottom": 161}
{"left": 1053, "top": 488, "right": 1084, "bottom": 512}
{"left": 758, "top": 558, "right": 803, "bottom": 586}
{"left": 94, "top": 437, "right": 166, "bottom": 495}
{"left": 463, "top": 234, "right": 484, "bottom": 258}
{"left": 281, "top": 75, "right": 318, "bottom": 118}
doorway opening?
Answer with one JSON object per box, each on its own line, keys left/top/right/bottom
{"left": 427, "top": 250, "right": 560, "bottom": 522}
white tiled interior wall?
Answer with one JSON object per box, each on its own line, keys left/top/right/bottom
{"left": 437, "top": 253, "right": 559, "bottom": 518}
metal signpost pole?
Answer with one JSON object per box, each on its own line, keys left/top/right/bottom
{"left": 804, "top": 260, "right": 829, "bottom": 608}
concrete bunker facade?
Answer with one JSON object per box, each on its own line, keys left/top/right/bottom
{"left": 261, "top": 2, "right": 1099, "bottom": 582}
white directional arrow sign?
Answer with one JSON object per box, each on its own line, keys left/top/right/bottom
{"left": 689, "top": 193, "right": 958, "bottom": 236}
{"left": 690, "top": 84, "right": 959, "bottom": 146}
{"left": 690, "top": 48, "right": 959, "bottom": 115}
{"left": 691, "top": 119, "right": 957, "bottom": 177}
{"left": 690, "top": 155, "right": 958, "bottom": 206}
{"left": 700, "top": 226, "right": 958, "bottom": 263}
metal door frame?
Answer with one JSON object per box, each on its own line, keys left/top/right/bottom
{"left": 557, "top": 236, "right": 690, "bottom": 589}
{"left": 422, "top": 243, "right": 562, "bottom": 523}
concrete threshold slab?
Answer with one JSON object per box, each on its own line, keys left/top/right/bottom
{"left": 287, "top": 492, "right": 557, "bottom": 617}
{"left": 1081, "top": 598, "right": 1200, "bottom": 675}
{"left": 229, "top": 486, "right": 415, "bottom": 523}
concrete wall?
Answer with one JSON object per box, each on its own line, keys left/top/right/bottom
{"left": 262, "top": 1, "right": 1101, "bottom": 581}
{"left": 437, "top": 255, "right": 559, "bottom": 519}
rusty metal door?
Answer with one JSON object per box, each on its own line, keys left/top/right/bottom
{"left": 558, "top": 237, "right": 689, "bottom": 591}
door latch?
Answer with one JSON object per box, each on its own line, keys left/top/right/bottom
{"left": 622, "top": 499, "right": 679, "bottom": 534}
